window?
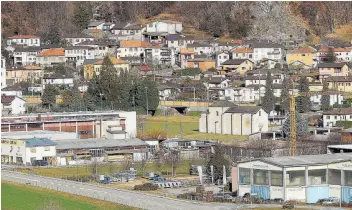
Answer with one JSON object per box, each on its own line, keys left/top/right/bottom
{"left": 328, "top": 169, "right": 341, "bottom": 185}
{"left": 286, "top": 170, "right": 305, "bottom": 186}
{"left": 308, "top": 169, "right": 326, "bottom": 185}
{"left": 238, "top": 168, "right": 250, "bottom": 184}
{"left": 17, "top": 147, "right": 20, "bottom": 152}
{"left": 216, "top": 111, "right": 219, "bottom": 116}
{"left": 335, "top": 116, "right": 337, "bottom": 120}
{"left": 259, "top": 111, "right": 261, "bottom": 116}
{"left": 271, "top": 171, "right": 283, "bottom": 186}
{"left": 253, "top": 169, "right": 269, "bottom": 185}
{"left": 326, "top": 116, "right": 330, "bottom": 119}
{"left": 219, "top": 56, "right": 221, "bottom": 59}
{"left": 44, "top": 147, "right": 50, "bottom": 151}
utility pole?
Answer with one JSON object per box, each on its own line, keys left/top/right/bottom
{"left": 258, "top": 69, "right": 261, "bottom": 104}
{"left": 290, "top": 79, "right": 296, "bottom": 156}
{"left": 145, "top": 87, "right": 148, "bottom": 117}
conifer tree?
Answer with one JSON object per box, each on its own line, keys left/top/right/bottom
{"left": 321, "top": 79, "right": 331, "bottom": 111}
{"left": 262, "top": 72, "right": 275, "bottom": 114}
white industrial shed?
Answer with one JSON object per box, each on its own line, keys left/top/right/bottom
{"left": 232, "top": 153, "right": 352, "bottom": 203}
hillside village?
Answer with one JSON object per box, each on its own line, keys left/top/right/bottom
{"left": 2, "top": 3, "right": 352, "bottom": 208}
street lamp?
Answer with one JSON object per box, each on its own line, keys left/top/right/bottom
{"left": 145, "top": 87, "right": 148, "bottom": 117}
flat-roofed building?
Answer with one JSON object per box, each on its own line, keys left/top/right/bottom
{"left": 233, "top": 153, "right": 352, "bottom": 203}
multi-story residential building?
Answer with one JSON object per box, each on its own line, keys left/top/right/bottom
{"left": 179, "top": 48, "right": 195, "bottom": 68}
{"left": 317, "top": 62, "right": 349, "bottom": 79}
{"left": 323, "top": 108, "right": 352, "bottom": 127}
{"left": 221, "top": 59, "right": 254, "bottom": 76}
{"left": 1, "top": 56, "right": 6, "bottom": 89}
{"left": 216, "top": 42, "right": 242, "bottom": 53}
{"left": 83, "top": 57, "right": 129, "bottom": 79}
{"left": 77, "top": 39, "right": 119, "bottom": 59}
{"left": 187, "top": 43, "right": 213, "bottom": 56}
{"left": 164, "top": 34, "right": 195, "bottom": 51}
{"left": 36, "top": 48, "right": 65, "bottom": 67}
{"left": 318, "top": 47, "right": 352, "bottom": 63}
{"left": 116, "top": 40, "right": 149, "bottom": 58}
{"left": 63, "top": 33, "right": 94, "bottom": 46}
{"left": 160, "top": 46, "right": 175, "bottom": 66}
{"left": 13, "top": 47, "right": 41, "bottom": 66}
{"left": 216, "top": 52, "right": 230, "bottom": 68}
{"left": 251, "top": 42, "right": 283, "bottom": 62}
{"left": 111, "top": 24, "right": 145, "bottom": 40}
{"left": 42, "top": 73, "right": 74, "bottom": 90}
{"left": 6, "top": 66, "right": 43, "bottom": 84}
{"left": 232, "top": 48, "right": 254, "bottom": 60}
{"left": 87, "top": 21, "right": 105, "bottom": 30}
{"left": 64, "top": 46, "right": 95, "bottom": 66}
{"left": 327, "top": 76, "right": 352, "bottom": 92}
{"left": 186, "top": 58, "right": 216, "bottom": 72}
{"left": 286, "top": 47, "right": 317, "bottom": 67}
{"left": 7, "top": 35, "right": 40, "bottom": 47}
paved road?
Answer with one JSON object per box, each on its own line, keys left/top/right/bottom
{"left": 1, "top": 171, "right": 347, "bottom": 210}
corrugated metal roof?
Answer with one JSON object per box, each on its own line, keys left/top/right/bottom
{"left": 24, "top": 138, "right": 57, "bottom": 147}
{"left": 54, "top": 138, "right": 148, "bottom": 150}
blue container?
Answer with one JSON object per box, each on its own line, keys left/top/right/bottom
{"left": 342, "top": 187, "right": 352, "bottom": 203}
{"left": 251, "top": 185, "right": 270, "bottom": 200}
{"left": 307, "top": 186, "right": 329, "bottom": 203}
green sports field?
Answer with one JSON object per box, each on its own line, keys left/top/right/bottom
{"left": 1, "top": 181, "right": 136, "bottom": 210}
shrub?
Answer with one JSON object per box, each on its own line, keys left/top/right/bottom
{"left": 134, "top": 183, "right": 158, "bottom": 191}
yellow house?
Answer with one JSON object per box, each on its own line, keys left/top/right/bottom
{"left": 286, "top": 47, "right": 316, "bottom": 67}
{"left": 187, "top": 58, "right": 216, "bottom": 72}
{"left": 221, "top": 59, "right": 254, "bottom": 76}
{"left": 327, "top": 76, "right": 352, "bottom": 92}
{"left": 317, "top": 63, "right": 349, "bottom": 78}
{"left": 6, "top": 65, "right": 43, "bottom": 83}
{"left": 84, "top": 57, "right": 130, "bottom": 80}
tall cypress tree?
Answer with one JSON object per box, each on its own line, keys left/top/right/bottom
{"left": 262, "top": 72, "right": 275, "bottom": 114}
{"left": 99, "top": 56, "right": 118, "bottom": 102}
{"left": 321, "top": 79, "right": 331, "bottom": 111}
{"left": 326, "top": 47, "right": 336, "bottom": 62}
{"left": 280, "top": 76, "right": 291, "bottom": 114}
{"left": 296, "top": 76, "right": 311, "bottom": 113}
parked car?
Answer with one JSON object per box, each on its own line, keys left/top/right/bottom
{"left": 318, "top": 197, "right": 339, "bottom": 205}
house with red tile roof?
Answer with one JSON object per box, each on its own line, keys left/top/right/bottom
{"left": 36, "top": 48, "right": 65, "bottom": 67}
{"left": 7, "top": 35, "right": 40, "bottom": 47}
{"left": 232, "top": 48, "right": 254, "bottom": 60}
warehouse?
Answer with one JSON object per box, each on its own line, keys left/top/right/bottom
{"left": 232, "top": 153, "right": 352, "bottom": 203}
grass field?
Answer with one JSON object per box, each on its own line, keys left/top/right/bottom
{"left": 1, "top": 181, "right": 136, "bottom": 210}
{"left": 143, "top": 116, "right": 248, "bottom": 143}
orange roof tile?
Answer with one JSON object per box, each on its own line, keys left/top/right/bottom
{"left": 120, "top": 40, "right": 151, "bottom": 48}
{"left": 289, "top": 47, "right": 316, "bottom": 54}
{"left": 180, "top": 48, "right": 194, "bottom": 54}
{"left": 24, "top": 65, "right": 42, "bottom": 70}
{"left": 9, "top": 35, "right": 39, "bottom": 39}
{"left": 95, "top": 57, "right": 128, "bottom": 65}
{"left": 37, "top": 48, "right": 65, "bottom": 57}
{"left": 91, "top": 29, "right": 101, "bottom": 33}
{"left": 231, "top": 48, "right": 253, "bottom": 53}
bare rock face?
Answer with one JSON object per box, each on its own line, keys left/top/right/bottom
{"left": 247, "top": 2, "right": 307, "bottom": 42}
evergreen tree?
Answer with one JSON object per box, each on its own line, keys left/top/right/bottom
{"left": 85, "top": 72, "right": 101, "bottom": 110}
{"left": 134, "top": 78, "right": 160, "bottom": 114}
{"left": 282, "top": 113, "right": 309, "bottom": 138}
{"left": 99, "top": 56, "right": 118, "bottom": 102}
{"left": 326, "top": 47, "right": 336, "bottom": 62}
{"left": 296, "top": 76, "right": 311, "bottom": 113}
{"left": 206, "top": 145, "right": 230, "bottom": 183}
{"left": 321, "top": 79, "right": 331, "bottom": 111}
{"left": 262, "top": 72, "right": 275, "bottom": 114}
{"left": 42, "top": 84, "right": 58, "bottom": 108}
{"left": 73, "top": 2, "right": 91, "bottom": 31}
{"left": 280, "top": 76, "right": 291, "bottom": 114}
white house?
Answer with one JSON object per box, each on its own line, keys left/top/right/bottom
{"left": 310, "top": 94, "right": 344, "bottom": 107}
{"left": 232, "top": 48, "right": 254, "bottom": 60}
{"left": 64, "top": 46, "right": 95, "bottom": 66}
{"left": 216, "top": 42, "right": 241, "bottom": 53}
{"left": 224, "top": 87, "right": 259, "bottom": 103}
{"left": 1, "top": 95, "right": 26, "bottom": 115}
{"left": 42, "top": 73, "right": 74, "bottom": 90}
{"left": 78, "top": 39, "right": 119, "bottom": 59}
{"left": 111, "top": 23, "right": 145, "bottom": 40}
{"left": 13, "top": 47, "right": 41, "bottom": 66}
{"left": 117, "top": 40, "right": 150, "bottom": 58}
{"left": 145, "top": 20, "right": 182, "bottom": 34}
{"left": 1, "top": 85, "right": 23, "bottom": 97}
{"left": 7, "top": 35, "right": 40, "bottom": 47}
{"left": 165, "top": 34, "right": 195, "bottom": 51}
{"left": 1, "top": 138, "right": 56, "bottom": 165}
{"left": 36, "top": 48, "right": 65, "bottom": 67}
{"left": 1, "top": 56, "right": 6, "bottom": 89}
{"left": 251, "top": 42, "right": 283, "bottom": 62}
{"left": 87, "top": 21, "right": 105, "bottom": 30}
{"left": 323, "top": 108, "right": 352, "bottom": 127}
{"left": 187, "top": 43, "right": 213, "bottom": 56}
{"left": 199, "top": 101, "right": 268, "bottom": 135}
{"left": 64, "top": 33, "right": 94, "bottom": 46}
{"left": 216, "top": 52, "right": 230, "bottom": 68}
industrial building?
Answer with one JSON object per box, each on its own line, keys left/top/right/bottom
{"left": 1, "top": 138, "right": 57, "bottom": 165}
{"left": 1, "top": 111, "right": 136, "bottom": 139}
{"left": 232, "top": 153, "right": 352, "bottom": 203}
{"left": 2, "top": 130, "right": 78, "bottom": 140}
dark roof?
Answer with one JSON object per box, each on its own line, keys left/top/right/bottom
{"left": 187, "top": 43, "right": 212, "bottom": 48}
{"left": 64, "top": 46, "right": 94, "bottom": 50}
{"left": 225, "top": 106, "right": 262, "bottom": 114}
{"left": 14, "top": 47, "right": 41, "bottom": 52}
{"left": 327, "top": 76, "right": 352, "bottom": 82}
{"left": 64, "top": 33, "right": 94, "bottom": 38}
{"left": 1, "top": 95, "right": 16, "bottom": 104}
{"left": 323, "top": 108, "right": 352, "bottom": 115}
{"left": 165, "top": 34, "right": 195, "bottom": 41}
{"left": 43, "top": 73, "right": 73, "bottom": 79}
{"left": 123, "top": 24, "right": 144, "bottom": 30}
{"left": 205, "top": 77, "right": 223, "bottom": 84}
{"left": 222, "top": 59, "right": 251, "bottom": 65}
{"left": 209, "top": 100, "right": 235, "bottom": 107}
{"left": 2, "top": 85, "right": 22, "bottom": 91}
{"left": 83, "top": 59, "right": 100, "bottom": 65}
{"left": 25, "top": 138, "right": 57, "bottom": 147}
{"left": 77, "top": 39, "right": 119, "bottom": 46}
{"left": 111, "top": 22, "right": 128, "bottom": 30}
{"left": 317, "top": 63, "right": 347, "bottom": 68}
{"left": 88, "top": 21, "right": 104, "bottom": 27}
